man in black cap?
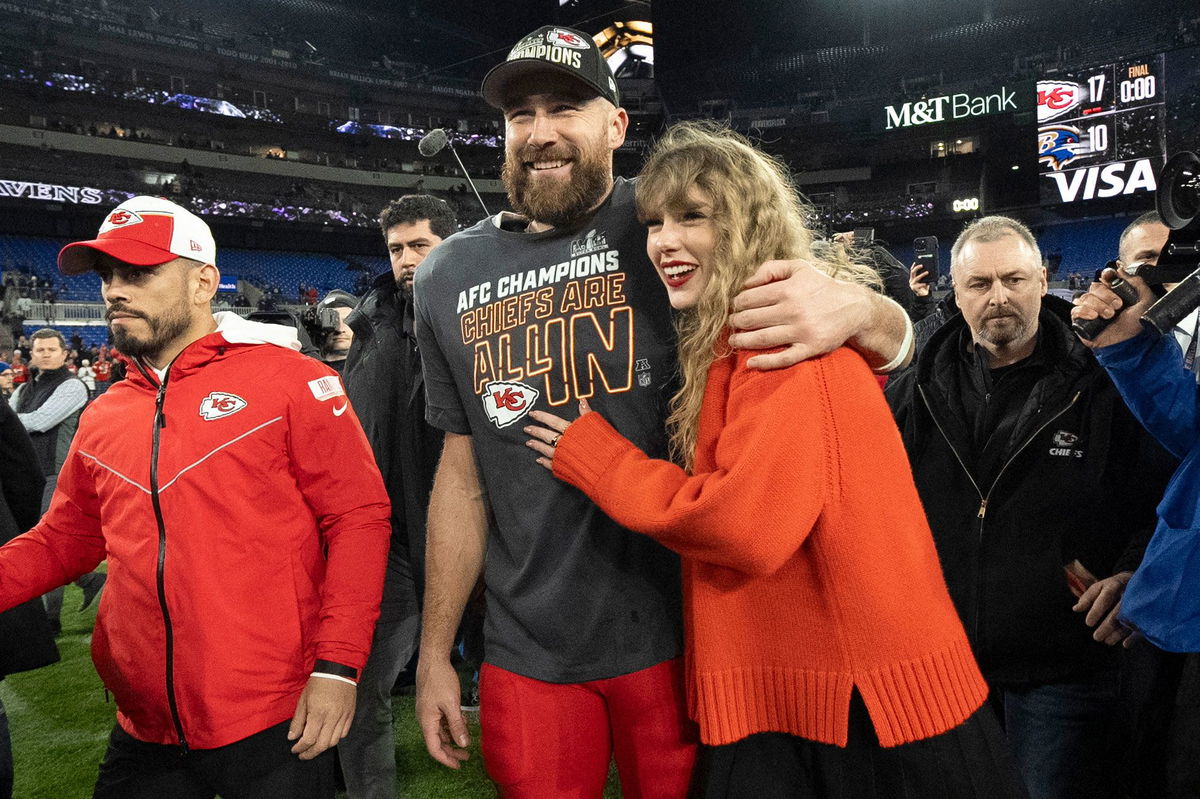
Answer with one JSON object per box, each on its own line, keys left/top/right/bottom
{"left": 414, "top": 25, "right": 915, "bottom": 797}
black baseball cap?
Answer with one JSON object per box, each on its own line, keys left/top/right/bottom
{"left": 482, "top": 25, "right": 620, "bottom": 110}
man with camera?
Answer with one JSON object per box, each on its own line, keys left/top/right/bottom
{"left": 1075, "top": 213, "right": 1200, "bottom": 787}
{"left": 886, "top": 215, "right": 1173, "bottom": 799}
{"left": 315, "top": 290, "right": 358, "bottom": 374}
{"left": 1114, "top": 211, "right": 1200, "bottom": 373}
{"left": 1093, "top": 209, "right": 1200, "bottom": 797}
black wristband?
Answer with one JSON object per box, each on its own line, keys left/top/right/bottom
{"left": 313, "top": 659, "right": 358, "bottom": 681}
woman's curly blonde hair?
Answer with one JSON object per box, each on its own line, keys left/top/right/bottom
{"left": 635, "top": 121, "right": 881, "bottom": 469}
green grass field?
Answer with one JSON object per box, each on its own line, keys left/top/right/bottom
{"left": 1, "top": 583, "right": 620, "bottom": 798}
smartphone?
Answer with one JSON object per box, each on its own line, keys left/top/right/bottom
{"left": 853, "top": 227, "right": 876, "bottom": 247}
{"left": 1064, "top": 559, "right": 1098, "bottom": 599}
{"left": 913, "top": 236, "right": 939, "bottom": 282}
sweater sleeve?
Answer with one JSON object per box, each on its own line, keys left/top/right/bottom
{"left": 552, "top": 358, "right": 829, "bottom": 577}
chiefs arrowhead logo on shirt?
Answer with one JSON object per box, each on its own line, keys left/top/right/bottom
{"left": 199, "top": 391, "right": 247, "bottom": 421}
{"left": 1049, "top": 429, "right": 1084, "bottom": 458}
{"left": 482, "top": 380, "right": 539, "bottom": 429}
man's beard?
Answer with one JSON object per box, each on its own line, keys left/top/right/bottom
{"left": 976, "top": 312, "right": 1031, "bottom": 348}
{"left": 394, "top": 268, "right": 416, "bottom": 301}
{"left": 398, "top": 278, "right": 415, "bottom": 302}
{"left": 322, "top": 345, "right": 349, "bottom": 361}
{"left": 108, "top": 299, "right": 192, "bottom": 361}
{"left": 502, "top": 141, "right": 611, "bottom": 229}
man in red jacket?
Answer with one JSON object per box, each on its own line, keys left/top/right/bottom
{"left": 0, "top": 196, "right": 391, "bottom": 799}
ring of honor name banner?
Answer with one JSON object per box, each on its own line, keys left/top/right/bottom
{"left": 1037, "top": 55, "right": 1166, "bottom": 205}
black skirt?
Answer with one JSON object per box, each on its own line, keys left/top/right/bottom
{"left": 699, "top": 691, "right": 1029, "bottom": 799}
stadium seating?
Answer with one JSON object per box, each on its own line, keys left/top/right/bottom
{"left": 1, "top": 234, "right": 378, "bottom": 302}
{"left": 1035, "top": 217, "right": 1131, "bottom": 278}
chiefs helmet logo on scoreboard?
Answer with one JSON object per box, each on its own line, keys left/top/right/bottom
{"left": 1036, "top": 81, "right": 1084, "bottom": 123}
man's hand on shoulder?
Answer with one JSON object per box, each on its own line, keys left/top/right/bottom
{"left": 728, "top": 258, "right": 909, "bottom": 371}
{"left": 288, "top": 676, "right": 356, "bottom": 760}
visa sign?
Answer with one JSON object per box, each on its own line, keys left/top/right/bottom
{"left": 1044, "top": 158, "right": 1157, "bottom": 203}
{"left": 884, "top": 87, "right": 1019, "bottom": 129}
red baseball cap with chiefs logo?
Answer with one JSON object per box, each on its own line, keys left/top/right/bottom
{"left": 57, "top": 196, "right": 217, "bottom": 275}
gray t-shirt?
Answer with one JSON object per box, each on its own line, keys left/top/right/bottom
{"left": 414, "top": 178, "right": 683, "bottom": 682}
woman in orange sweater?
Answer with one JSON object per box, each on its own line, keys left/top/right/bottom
{"left": 524, "top": 123, "right": 1027, "bottom": 798}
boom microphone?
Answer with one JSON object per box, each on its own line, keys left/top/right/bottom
{"left": 416, "top": 128, "right": 490, "bottom": 217}
{"left": 418, "top": 128, "right": 449, "bottom": 157}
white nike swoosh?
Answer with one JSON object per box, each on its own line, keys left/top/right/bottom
{"left": 333, "top": 403, "right": 348, "bottom": 416}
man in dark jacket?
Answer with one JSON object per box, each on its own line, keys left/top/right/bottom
{"left": 886, "top": 215, "right": 1174, "bottom": 799}
{"left": 0, "top": 399, "right": 58, "bottom": 799}
{"left": 337, "top": 195, "right": 453, "bottom": 799}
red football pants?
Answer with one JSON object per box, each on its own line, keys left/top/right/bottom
{"left": 479, "top": 658, "right": 699, "bottom": 799}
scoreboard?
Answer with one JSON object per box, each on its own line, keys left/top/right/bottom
{"left": 1036, "top": 55, "right": 1166, "bottom": 205}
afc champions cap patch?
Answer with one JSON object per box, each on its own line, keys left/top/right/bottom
{"left": 57, "top": 196, "right": 217, "bottom": 275}
{"left": 481, "top": 25, "right": 620, "bottom": 110}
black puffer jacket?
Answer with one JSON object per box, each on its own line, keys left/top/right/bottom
{"left": 0, "top": 399, "right": 58, "bottom": 678}
{"left": 885, "top": 297, "right": 1175, "bottom": 687}
{"left": 343, "top": 273, "right": 443, "bottom": 603}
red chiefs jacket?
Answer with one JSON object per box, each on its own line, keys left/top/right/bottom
{"left": 0, "top": 313, "right": 391, "bottom": 749}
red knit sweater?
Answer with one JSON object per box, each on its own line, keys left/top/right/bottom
{"left": 553, "top": 345, "right": 987, "bottom": 748}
